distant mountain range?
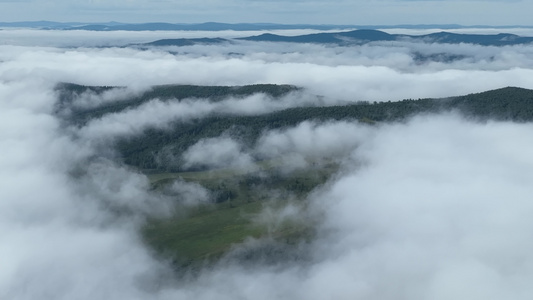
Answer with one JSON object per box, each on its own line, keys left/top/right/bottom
{"left": 0, "top": 21, "right": 355, "bottom": 31}
{"left": 0, "top": 21, "right": 121, "bottom": 29}
{"left": 3, "top": 21, "right": 533, "bottom": 47}
{"left": 143, "top": 37, "right": 228, "bottom": 47}
{"left": 137, "top": 29, "right": 533, "bottom": 47}
{"left": 64, "top": 22, "right": 358, "bottom": 31}
{"left": 239, "top": 29, "right": 533, "bottom": 46}
{"left": 2, "top": 21, "right": 533, "bottom": 31}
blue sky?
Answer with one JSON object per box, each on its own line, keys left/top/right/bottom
{"left": 0, "top": 0, "right": 531, "bottom": 25}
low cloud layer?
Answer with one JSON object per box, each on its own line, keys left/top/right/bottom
{"left": 309, "top": 115, "right": 533, "bottom": 299}
{"left": 182, "top": 136, "right": 255, "bottom": 170}
{"left": 2, "top": 29, "right": 533, "bottom": 299}
{"left": 3, "top": 30, "right": 533, "bottom": 102}
{"left": 157, "top": 115, "right": 533, "bottom": 300}
{"left": 0, "top": 78, "right": 171, "bottom": 299}
{"left": 255, "top": 121, "right": 372, "bottom": 171}
{"left": 77, "top": 91, "right": 318, "bottom": 143}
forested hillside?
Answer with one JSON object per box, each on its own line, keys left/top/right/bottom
{"left": 55, "top": 83, "right": 300, "bottom": 127}
{"left": 56, "top": 83, "right": 533, "bottom": 171}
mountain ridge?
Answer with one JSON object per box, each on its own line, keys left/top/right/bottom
{"left": 133, "top": 29, "right": 533, "bottom": 48}
{"left": 238, "top": 29, "right": 533, "bottom": 46}
{"left": 55, "top": 83, "right": 533, "bottom": 268}
{"left": 3, "top": 21, "right": 533, "bottom": 31}
{"left": 55, "top": 83, "right": 533, "bottom": 171}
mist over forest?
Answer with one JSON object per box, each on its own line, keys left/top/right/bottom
{"left": 2, "top": 26, "right": 533, "bottom": 300}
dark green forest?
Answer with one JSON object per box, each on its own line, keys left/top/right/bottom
{"left": 56, "top": 83, "right": 533, "bottom": 172}
{"left": 55, "top": 82, "right": 300, "bottom": 127}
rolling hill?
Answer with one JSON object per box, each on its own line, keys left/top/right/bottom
{"left": 56, "top": 83, "right": 533, "bottom": 272}
{"left": 56, "top": 83, "right": 533, "bottom": 172}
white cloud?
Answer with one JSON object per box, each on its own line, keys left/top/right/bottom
{"left": 0, "top": 78, "right": 173, "bottom": 300}
{"left": 306, "top": 115, "right": 533, "bottom": 299}
{"left": 255, "top": 121, "right": 373, "bottom": 170}
{"left": 4, "top": 33, "right": 533, "bottom": 104}
{"left": 76, "top": 91, "right": 319, "bottom": 144}
{"left": 182, "top": 136, "right": 255, "bottom": 170}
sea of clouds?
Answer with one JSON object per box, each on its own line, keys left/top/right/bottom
{"left": 2, "top": 28, "right": 533, "bottom": 299}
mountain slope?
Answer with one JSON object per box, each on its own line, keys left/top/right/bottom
{"left": 55, "top": 83, "right": 533, "bottom": 272}
{"left": 56, "top": 84, "right": 533, "bottom": 172}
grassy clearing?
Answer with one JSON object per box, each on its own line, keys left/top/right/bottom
{"left": 143, "top": 200, "right": 265, "bottom": 265}
{"left": 142, "top": 161, "right": 337, "bottom": 270}
{"left": 146, "top": 159, "right": 281, "bottom": 185}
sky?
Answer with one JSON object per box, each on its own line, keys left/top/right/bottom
{"left": 1, "top": 0, "right": 533, "bottom": 26}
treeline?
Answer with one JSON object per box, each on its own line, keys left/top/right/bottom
{"left": 446, "top": 87, "right": 533, "bottom": 121}
{"left": 57, "top": 83, "right": 533, "bottom": 171}
{"left": 119, "top": 86, "right": 533, "bottom": 171}
{"left": 55, "top": 82, "right": 300, "bottom": 126}
{"left": 116, "top": 99, "right": 437, "bottom": 170}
